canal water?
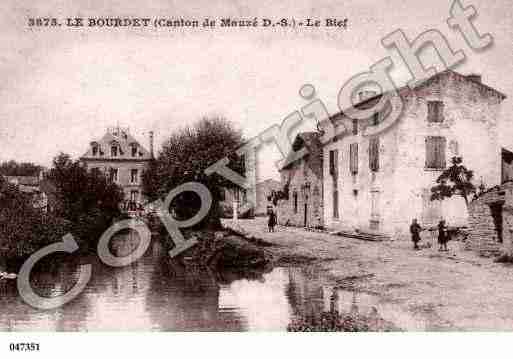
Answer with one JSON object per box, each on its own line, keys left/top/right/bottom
{"left": 0, "top": 238, "right": 412, "bottom": 331}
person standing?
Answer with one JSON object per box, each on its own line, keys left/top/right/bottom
{"left": 410, "top": 218, "right": 422, "bottom": 250}
{"left": 438, "top": 219, "right": 448, "bottom": 251}
{"left": 268, "top": 209, "right": 277, "bottom": 232}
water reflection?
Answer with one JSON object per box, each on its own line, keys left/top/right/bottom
{"left": 0, "top": 237, "right": 409, "bottom": 331}
{"left": 286, "top": 267, "right": 400, "bottom": 331}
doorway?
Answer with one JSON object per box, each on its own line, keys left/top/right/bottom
{"left": 304, "top": 203, "right": 308, "bottom": 227}
{"left": 490, "top": 202, "right": 504, "bottom": 243}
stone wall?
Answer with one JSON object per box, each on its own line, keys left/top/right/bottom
{"left": 277, "top": 160, "right": 324, "bottom": 228}
{"left": 466, "top": 182, "right": 513, "bottom": 256}
{"left": 466, "top": 195, "right": 502, "bottom": 256}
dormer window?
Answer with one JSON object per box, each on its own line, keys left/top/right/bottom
{"left": 90, "top": 142, "right": 99, "bottom": 156}
{"left": 111, "top": 145, "right": 118, "bottom": 157}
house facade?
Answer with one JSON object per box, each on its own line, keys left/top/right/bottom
{"left": 323, "top": 70, "right": 506, "bottom": 237}
{"left": 277, "top": 132, "right": 324, "bottom": 228}
{"left": 80, "top": 127, "right": 153, "bottom": 211}
{"left": 219, "top": 146, "right": 257, "bottom": 219}
{"left": 255, "top": 179, "right": 281, "bottom": 216}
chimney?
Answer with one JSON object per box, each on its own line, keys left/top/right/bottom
{"left": 358, "top": 90, "right": 378, "bottom": 102}
{"left": 149, "top": 131, "right": 154, "bottom": 158}
{"left": 467, "top": 73, "right": 482, "bottom": 83}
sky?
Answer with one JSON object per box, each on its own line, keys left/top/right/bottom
{"left": 1, "top": 0, "right": 512, "bottom": 181}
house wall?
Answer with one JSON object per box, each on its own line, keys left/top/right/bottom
{"left": 392, "top": 73, "right": 502, "bottom": 234}
{"left": 323, "top": 95, "right": 402, "bottom": 234}
{"left": 466, "top": 182, "right": 513, "bottom": 256}
{"left": 277, "top": 159, "right": 324, "bottom": 228}
{"left": 82, "top": 160, "right": 149, "bottom": 203}
{"left": 324, "top": 72, "right": 504, "bottom": 237}
{"left": 255, "top": 179, "right": 281, "bottom": 216}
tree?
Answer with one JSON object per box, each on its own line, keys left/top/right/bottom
{"left": 430, "top": 156, "right": 476, "bottom": 207}
{"left": 48, "top": 153, "right": 124, "bottom": 248}
{"left": 0, "top": 176, "right": 69, "bottom": 268}
{"left": 0, "top": 160, "right": 42, "bottom": 176}
{"left": 143, "top": 117, "right": 244, "bottom": 229}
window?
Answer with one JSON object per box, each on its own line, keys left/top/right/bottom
{"left": 350, "top": 143, "right": 358, "bottom": 175}
{"left": 352, "top": 119, "right": 358, "bottom": 135}
{"left": 427, "top": 101, "right": 444, "bottom": 123}
{"left": 109, "top": 168, "right": 118, "bottom": 182}
{"left": 425, "top": 136, "right": 446, "bottom": 169}
{"left": 92, "top": 145, "right": 98, "bottom": 156}
{"left": 130, "top": 169, "right": 138, "bottom": 184}
{"left": 369, "top": 137, "right": 379, "bottom": 172}
{"left": 131, "top": 144, "right": 138, "bottom": 157}
{"left": 241, "top": 189, "right": 247, "bottom": 204}
{"left": 329, "top": 150, "right": 338, "bottom": 177}
{"left": 91, "top": 167, "right": 100, "bottom": 176}
{"left": 130, "top": 190, "right": 138, "bottom": 202}
{"left": 293, "top": 191, "right": 298, "bottom": 213}
{"left": 240, "top": 154, "right": 246, "bottom": 175}
{"left": 111, "top": 145, "right": 118, "bottom": 157}
{"left": 372, "top": 112, "right": 379, "bottom": 126}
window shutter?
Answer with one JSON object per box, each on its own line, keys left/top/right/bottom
{"left": 439, "top": 137, "right": 446, "bottom": 168}
{"left": 329, "top": 151, "right": 334, "bottom": 175}
{"left": 426, "top": 136, "right": 446, "bottom": 169}
{"left": 426, "top": 137, "right": 434, "bottom": 168}
{"left": 350, "top": 143, "right": 358, "bottom": 174}
{"left": 369, "top": 138, "right": 379, "bottom": 172}
{"left": 434, "top": 138, "right": 441, "bottom": 168}
{"left": 329, "top": 150, "right": 338, "bottom": 177}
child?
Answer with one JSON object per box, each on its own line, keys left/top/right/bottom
{"left": 410, "top": 218, "right": 422, "bottom": 250}
{"left": 268, "top": 209, "right": 277, "bottom": 232}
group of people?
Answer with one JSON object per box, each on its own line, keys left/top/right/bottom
{"left": 410, "top": 218, "right": 450, "bottom": 251}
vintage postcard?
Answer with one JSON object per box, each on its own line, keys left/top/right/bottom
{"left": 1, "top": 0, "right": 513, "bottom": 354}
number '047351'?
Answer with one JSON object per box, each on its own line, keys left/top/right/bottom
{"left": 9, "top": 343, "right": 40, "bottom": 352}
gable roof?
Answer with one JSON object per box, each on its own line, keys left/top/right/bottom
{"left": 281, "top": 132, "right": 323, "bottom": 170}
{"left": 319, "top": 70, "right": 507, "bottom": 144}
{"left": 81, "top": 128, "right": 152, "bottom": 161}
{"left": 357, "top": 70, "right": 505, "bottom": 108}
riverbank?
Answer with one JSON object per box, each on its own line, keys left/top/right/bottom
{"left": 224, "top": 218, "right": 513, "bottom": 331}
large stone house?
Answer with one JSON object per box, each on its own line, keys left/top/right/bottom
{"left": 277, "top": 132, "right": 324, "bottom": 228}
{"left": 80, "top": 127, "right": 153, "bottom": 211}
{"left": 322, "top": 70, "right": 506, "bottom": 237}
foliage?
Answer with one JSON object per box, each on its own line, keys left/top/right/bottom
{"left": 142, "top": 117, "right": 244, "bottom": 228}
{"left": 430, "top": 156, "right": 476, "bottom": 206}
{"left": 0, "top": 160, "right": 42, "bottom": 176}
{"left": 47, "top": 153, "right": 124, "bottom": 248}
{"left": 0, "top": 177, "right": 69, "bottom": 265}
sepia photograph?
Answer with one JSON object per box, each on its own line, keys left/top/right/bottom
{"left": 1, "top": 0, "right": 513, "bottom": 356}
